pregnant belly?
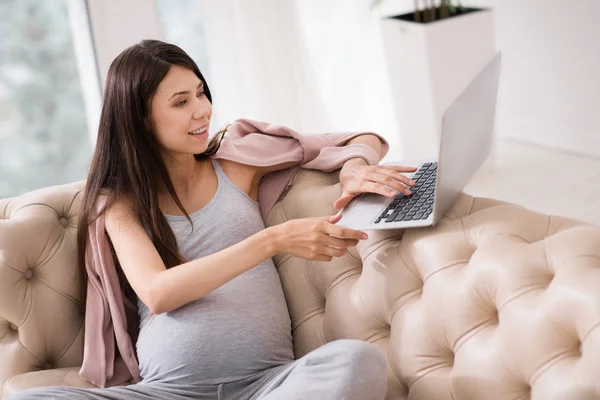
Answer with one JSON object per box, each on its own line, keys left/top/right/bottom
{"left": 136, "top": 268, "right": 294, "bottom": 384}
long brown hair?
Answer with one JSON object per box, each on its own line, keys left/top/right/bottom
{"left": 76, "top": 40, "right": 226, "bottom": 299}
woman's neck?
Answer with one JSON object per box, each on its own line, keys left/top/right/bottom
{"left": 161, "top": 155, "right": 207, "bottom": 197}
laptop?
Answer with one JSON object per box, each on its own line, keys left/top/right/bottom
{"left": 337, "top": 51, "right": 502, "bottom": 231}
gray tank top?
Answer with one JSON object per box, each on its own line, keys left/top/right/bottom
{"left": 135, "top": 159, "right": 294, "bottom": 385}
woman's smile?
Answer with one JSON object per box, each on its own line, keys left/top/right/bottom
{"left": 188, "top": 126, "right": 209, "bottom": 139}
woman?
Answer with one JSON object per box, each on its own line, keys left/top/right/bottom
{"left": 12, "top": 40, "right": 416, "bottom": 400}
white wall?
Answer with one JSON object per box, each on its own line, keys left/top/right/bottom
{"left": 378, "top": 0, "right": 600, "bottom": 159}
{"left": 490, "top": 0, "right": 600, "bottom": 159}
{"left": 87, "top": 0, "right": 163, "bottom": 88}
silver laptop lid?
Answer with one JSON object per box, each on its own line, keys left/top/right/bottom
{"left": 433, "top": 51, "right": 502, "bottom": 221}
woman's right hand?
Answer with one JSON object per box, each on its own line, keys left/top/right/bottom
{"left": 269, "top": 213, "right": 368, "bottom": 262}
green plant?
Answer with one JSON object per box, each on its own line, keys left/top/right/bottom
{"left": 372, "top": 0, "right": 466, "bottom": 23}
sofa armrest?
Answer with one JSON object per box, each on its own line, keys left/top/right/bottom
{"left": 0, "top": 181, "right": 88, "bottom": 400}
{"left": 3, "top": 367, "right": 96, "bottom": 399}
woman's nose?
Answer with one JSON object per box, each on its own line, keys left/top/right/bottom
{"left": 192, "top": 98, "right": 211, "bottom": 119}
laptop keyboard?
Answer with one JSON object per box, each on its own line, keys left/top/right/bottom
{"left": 375, "top": 162, "right": 437, "bottom": 224}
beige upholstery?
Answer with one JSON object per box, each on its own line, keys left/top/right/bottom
{"left": 1, "top": 170, "right": 600, "bottom": 399}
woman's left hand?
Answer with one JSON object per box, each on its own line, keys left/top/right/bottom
{"left": 333, "top": 159, "right": 418, "bottom": 210}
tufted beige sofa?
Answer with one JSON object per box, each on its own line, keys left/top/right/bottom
{"left": 1, "top": 169, "right": 600, "bottom": 400}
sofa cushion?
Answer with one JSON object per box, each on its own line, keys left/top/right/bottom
{"left": 3, "top": 368, "right": 97, "bottom": 398}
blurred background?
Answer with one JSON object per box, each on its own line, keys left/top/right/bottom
{"left": 0, "top": 0, "right": 598, "bottom": 224}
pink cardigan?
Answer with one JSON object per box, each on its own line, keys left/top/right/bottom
{"left": 79, "top": 119, "right": 389, "bottom": 387}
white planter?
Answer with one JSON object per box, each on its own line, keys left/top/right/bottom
{"left": 381, "top": 8, "right": 496, "bottom": 160}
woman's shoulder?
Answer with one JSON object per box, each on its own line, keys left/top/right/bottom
{"left": 104, "top": 194, "right": 137, "bottom": 229}
{"left": 217, "top": 158, "right": 260, "bottom": 178}
{"left": 216, "top": 157, "right": 256, "bottom": 170}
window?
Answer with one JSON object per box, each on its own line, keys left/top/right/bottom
{"left": 0, "top": 0, "right": 92, "bottom": 198}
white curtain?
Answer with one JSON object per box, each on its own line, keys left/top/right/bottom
{"left": 295, "top": 0, "right": 401, "bottom": 159}
{"left": 198, "top": 0, "right": 331, "bottom": 133}
{"left": 199, "top": 0, "right": 402, "bottom": 159}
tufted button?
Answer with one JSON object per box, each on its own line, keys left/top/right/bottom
{"left": 490, "top": 309, "right": 499, "bottom": 325}
{"left": 59, "top": 216, "right": 69, "bottom": 227}
{"left": 447, "top": 350, "right": 455, "bottom": 366}
{"left": 9, "top": 323, "right": 17, "bottom": 331}
{"left": 42, "top": 361, "right": 54, "bottom": 370}
{"left": 23, "top": 268, "right": 34, "bottom": 280}
{"left": 546, "top": 273, "right": 555, "bottom": 287}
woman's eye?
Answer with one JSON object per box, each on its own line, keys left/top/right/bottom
{"left": 175, "top": 91, "right": 203, "bottom": 107}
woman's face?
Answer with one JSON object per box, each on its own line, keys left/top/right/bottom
{"left": 149, "top": 65, "right": 212, "bottom": 157}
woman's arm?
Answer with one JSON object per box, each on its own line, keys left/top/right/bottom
{"left": 333, "top": 134, "right": 416, "bottom": 209}
{"left": 104, "top": 196, "right": 364, "bottom": 315}
{"left": 343, "top": 133, "right": 384, "bottom": 162}
{"left": 253, "top": 133, "right": 385, "bottom": 181}
{"left": 105, "top": 197, "right": 276, "bottom": 315}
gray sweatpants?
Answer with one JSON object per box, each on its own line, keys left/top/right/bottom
{"left": 10, "top": 339, "right": 388, "bottom": 400}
